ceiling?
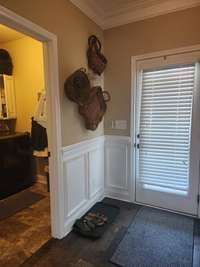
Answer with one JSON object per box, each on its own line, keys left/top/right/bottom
{"left": 0, "top": 24, "right": 26, "bottom": 44}
{"left": 91, "top": 0, "right": 165, "bottom": 14}
{"left": 70, "top": 0, "right": 200, "bottom": 29}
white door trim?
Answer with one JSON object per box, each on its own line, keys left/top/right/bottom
{"left": 0, "top": 5, "right": 64, "bottom": 238}
{"left": 131, "top": 44, "right": 200, "bottom": 218}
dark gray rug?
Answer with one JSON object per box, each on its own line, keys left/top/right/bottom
{"left": 110, "top": 207, "right": 194, "bottom": 267}
{"left": 0, "top": 189, "right": 44, "bottom": 220}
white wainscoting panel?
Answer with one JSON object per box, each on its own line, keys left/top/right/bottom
{"left": 64, "top": 154, "right": 88, "bottom": 218}
{"left": 105, "top": 135, "right": 132, "bottom": 202}
{"left": 89, "top": 147, "right": 104, "bottom": 199}
{"left": 62, "top": 136, "right": 105, "bottom": 235}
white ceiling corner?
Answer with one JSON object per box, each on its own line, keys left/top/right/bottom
{"left": 70, "top": 0, "right": 105, "bottom": 28}
{"left": 70, "top": 0, "right": 200, "bottom": 29}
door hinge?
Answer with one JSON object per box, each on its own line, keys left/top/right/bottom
{"left": 134, "top": 143, "right": 140, "bottom": 149}
{"left": 197, "top": 194, "right": 200, "bottom": 205}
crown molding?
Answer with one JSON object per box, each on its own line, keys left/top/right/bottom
{"left": 70, "top": 0, "right": 105, "bottom": 28}
{"left": 70, "top": 0, "right": 200, "bottom": 30}
{"left": 104, "top": 0, "right": 200, "bottom": 29}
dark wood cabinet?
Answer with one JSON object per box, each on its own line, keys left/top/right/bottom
{"left": 0, "top": 132, "right": 36, "bottom": 199}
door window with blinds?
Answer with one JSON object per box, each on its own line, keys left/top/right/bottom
{"left": 134, "top": 50, "right": 200, "bottom": 215}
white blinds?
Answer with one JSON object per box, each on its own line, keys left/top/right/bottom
{"left": 138, "top": 64, "right": 195, "bottom": 193}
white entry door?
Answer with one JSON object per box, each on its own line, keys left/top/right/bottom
{"left": 134, "top": 51, "right": 200, "bottom": 215}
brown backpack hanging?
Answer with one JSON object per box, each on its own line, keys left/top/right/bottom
{"left": 79, "top": 86, "right": 110, "bottom": 131}
{"left": 64, "top": 68, "right": 91, "bottom": 106}
{"left": 87, "top": 35, "right": 107, "bottom": 76}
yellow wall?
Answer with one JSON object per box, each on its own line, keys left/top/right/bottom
{"left": 0, "top": 0, "right": 104, "bottom": 146}
{"left": 0, "top": 37, "right": 45, "bottom": 132}
{"left": 104, "top": 6, "right": 200, "bottom": 136}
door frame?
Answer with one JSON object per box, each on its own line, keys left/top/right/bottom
{"left": 0, "top": 5, "right": 65, "bottom": 238}
{"left": 131, "top": 44, "right": 200, "bottom": 218}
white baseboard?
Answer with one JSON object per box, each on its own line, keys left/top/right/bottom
{"left": 104, "top": 189, "right": 131, "bottom": 203}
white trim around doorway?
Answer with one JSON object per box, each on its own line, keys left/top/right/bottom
{"left": 131, "top": 44, "right": 200, "bottom": 218}
{"left": 0, "top": 5, "right": 64, "bottom": 238}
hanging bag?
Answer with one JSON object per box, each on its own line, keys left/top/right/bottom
{"left": 79, "top": 86, "right": 110, "bottom": 130}
{"left": 64, "top": 68, "right": 91, "bottom": 105}
{"left": 87, "top": 35, "right": 107, "bottom": 76}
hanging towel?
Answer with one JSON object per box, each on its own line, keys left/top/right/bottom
{"left": 32, "top": 91, "right": 48, "bottom": 157}
{"left": 34, "top": 91, "right": 47, "bottom": 128}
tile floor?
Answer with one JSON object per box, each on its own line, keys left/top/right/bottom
{"left": 0, "top": 183, "right": 51, "bottom": 267}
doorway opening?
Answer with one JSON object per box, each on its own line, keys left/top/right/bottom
{"left": 0, "top": 4, "right": 64, "bottom": 243}
{"left": 0, "top": 24, "right": 52, "bottom": 267}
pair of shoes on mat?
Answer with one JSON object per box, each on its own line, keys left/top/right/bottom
{"left": 84, "top": 212, "right": 107, "bottom": 227}
{"left": 74, "top": 212, "right": 108, "bottom": 234}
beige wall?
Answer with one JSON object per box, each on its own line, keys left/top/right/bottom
{"left": 0, "top": 37, "right": 45, "bottom": 132}
{"left": 0, "top": 0, "right": 104, "bottom": 146}
{"left": 1, "top": 2, "right": 199, "bottom": 141}
{"left": 104, "top": 6, "right": 200, "bottom": 136}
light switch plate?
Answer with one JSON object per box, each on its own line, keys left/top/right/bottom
{"left": 115, "top": 120, "right": 127, "bottom": 130}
